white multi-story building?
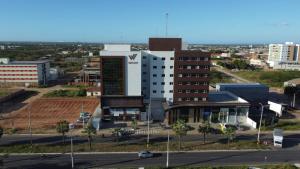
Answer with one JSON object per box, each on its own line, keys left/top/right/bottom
{"left": 268, "top": 42, "right": 300, "bottom": 68}
{"left": 0, "top": 59, "right": 50, "bottom": 86}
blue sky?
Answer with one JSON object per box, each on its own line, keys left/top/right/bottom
{"left": 0, "top": 0, "right": 300, "bottom": 44}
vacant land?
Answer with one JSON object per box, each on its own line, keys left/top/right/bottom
{"left": 210, "top": 70, "right": 234, "bottom": 86}
{"left": 0, "top": 98, "right": 99, "bottom": 131}
{"left": 234, "top": 70, "right": 300, "bottom": 88}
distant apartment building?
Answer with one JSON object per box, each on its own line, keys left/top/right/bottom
{"left": 0, "top": 58, "right": 50, "bottom": 86}
{"left": 97, "top": 38, "right": 256, "bottom": 129}
{"left": 268, "top": 42, "right": 300, "bottom": 69}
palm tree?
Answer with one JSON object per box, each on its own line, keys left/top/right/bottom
{"left": 131, "top": 119, "right": 138, "bottom": 130}
{"left": 0, "top": 126, "right": 3, "bottom": 139}
{"left": 223, "top": 125, "right": 237, "bottom": 145}
{"left": 56, "top": 120, "right": 69, "bottom": 145}
{"left": 83, "top": 124, "right": 96, "bottom": 150}
{"left": 198, "top": 121, "right": 211, "bottom": 144}
{"left": 112, "top": 128, "right": 122, "bottom": 143}
{"left": 172, "top": 120, "right": 190, "bottom": 150}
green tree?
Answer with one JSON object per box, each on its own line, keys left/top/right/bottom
{"left": 112, "top": 128, "right": 122, "bottom": 143}
{"left": 223, "top": 126, "right": 237, "bottom": 145}
{"left": 131, "top": 119, "right": 138, "bottom": 130}
{"left": 172, "top": 120, "right": 190, "bottom": 150}
{"left": 82, "top": 124, "right": 96, "bottom": 150}
{"left": 198, "top": 121, "right": 211, "bottom": 144}
{"left": 56, "top": 120, "right": 69, "bottom": 145}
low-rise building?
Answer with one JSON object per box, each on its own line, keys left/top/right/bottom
{"left": 0, "top": 59, "right": 50, "bottom": 87}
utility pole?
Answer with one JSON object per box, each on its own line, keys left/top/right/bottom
{"left": 257, "top": 103, "right": 265, "bottom": 144}
{"left": 147, "top": 98, "right": 151, "bottom": 148}
{"left": 165, "top": 13, "right": 168, "bottom": 37}
{"left": 28, "top": 104, "right": 33, "bottom": 150}
{"left": 166, "top": 130, "right": 170, "bottom": 168}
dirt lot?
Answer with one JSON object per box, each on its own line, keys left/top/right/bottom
{"left": 0, "top": 97, "right": 99, "bottom": 131}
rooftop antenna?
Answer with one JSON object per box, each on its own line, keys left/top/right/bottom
{"left": 165, "top": 13, "right": 168, "bottom": 37}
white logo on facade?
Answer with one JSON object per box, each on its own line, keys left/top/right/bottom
{"left": 128, "top": 54, "right": 138, "bottom": 64}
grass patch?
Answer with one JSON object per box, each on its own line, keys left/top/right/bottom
{"left": 43, "top": 89, "right": 86, "bottom": 97}
{"left": 145, "top": 164, "right": 298, "bottom": 169}
{"left": 0, "top": 90, "right": 11, "bottom": 97}
{"left": 262, "top": 120, "right": 300, "bottom": 131}
{"left": 0, "top": 140, "right": 268, "bottom": 153}
{"left": 233, "top": 70, "right": 300, "bottom": 88}
{"left": 210, "top": 70, "right": 234, "bottom": 86}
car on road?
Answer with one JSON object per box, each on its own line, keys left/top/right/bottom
{"left": 138, "top": 151, "right": 153, "bottom": 158}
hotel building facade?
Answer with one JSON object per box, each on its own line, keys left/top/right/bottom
{"left": 98, "top": 38, "right": 256, "bottom": 128}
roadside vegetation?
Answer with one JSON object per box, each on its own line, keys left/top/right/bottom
{"left": 145, "top": 164, "right": 298, "bottom": 169}
{"left": 43, "top": 89, "right": 86, "bottom": 97}
{"left": 0, "top": 139, "right": 268, "bottom": 154}
{"left": 233, "top": 70, "right": 300, "bottom": 88}
{"left": 262, "top": 119, "right": 300, "bottom": 131}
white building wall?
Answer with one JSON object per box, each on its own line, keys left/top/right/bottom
{"left": 145, "top": 51, "right": 175, "bottom": 102}
{"left": 100, "top": 50, "right": 142, "bottom": 96}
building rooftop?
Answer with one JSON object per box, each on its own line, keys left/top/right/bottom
{"left": 10, "top": 60, "right": 49, "bottom": 64}
{"left": 216, "top": 83, "right": 268, "bottom": 88}
{"left": 284, "top": 78, "right": 300, "bottom": 86}
{"left": 208, "top": 91, "right": 248, "bottom": 103}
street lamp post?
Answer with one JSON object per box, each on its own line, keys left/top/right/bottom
{"left": 293, "top": 90, "right": 299, "bottom": 108}
{"left": 257, "top": 103, "right": 268, "bottom": 144}
{"left": 166, "top": 130, "right": 170, "bottom": 168}
{"left": 147, "top": 98, "right": 151, "bottom": 148}
{"left": 69, "top": 124, "right": 74, "bottom": 169}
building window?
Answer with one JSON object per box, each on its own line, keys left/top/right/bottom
{"left": 178, "top": 90, "right": 182, "bottom": 93}
{"left": 153, "top": 66, "right": 157, "bottom": 69}
{"left": 170, "top": 57, "right": 174, "bottom": 60}
{"left": 143, "top": 72, "right": 147, "bottom": 75}
{"left": 202, "top": 97, "right": 207, "bottom": 101}
{"left": 187, "top": 66, "right": 191, "bottom": 69}
{"left": 153, "top": 57, "right": 157, "bottom": 60}
{"left": 143, "top": 79, "right": 146, "bottom": 82}
{"left": 178, "top": 74, "right": 182, "bottom": 77}
{"left": 178, "top": 82, "right": 182, "bottom": 85}
{"left": 194, "top": 98, "right": 199, "bottom": 101}
{"left": 169, "top": 82, "right": 173, "bottom": 85}
{"left": 153, "top": 82, "right": 157, "bottom": 85}
{"left": 143, "top": 64, "right": 147, "bottom": 67}
{"left": 179, "top": 66, "right": 183, "bottom": 69}
{"left": 179, "top": 57, "right": 184, "bottom": 61}
{"left": 170, "top": 74, "right": 173, "bottom": 77}
{"left": 161, "top": 74, "right": 165, "bottom": 77}
{"left": 143, "top": 56, "right": 147, "bottom": 59}
{"left": 162, "top": 66, "right": 165, "bottom": 69}
{"left": 169, "top": 90, "right": 173, "bottom": 93}
{"left": 186, "top": 98, "right": 190, "bottom": 101}
{"left": 161, "top": 82, "right": 165, "bottom": 85}
{"left": 153, "top": 90, "right": 157, "bottom": 93}
{"left": 186, "top": 90, "right": 190, "bottom": 93}
{"left": 162, "top": 57, "right": 165, "bottom": 60}
{"left": 178, "top": 98, "right": 182, "bottom": 101}
{"left": 161, "top": 90, "right": 165, "bottom": 93}
{"left": 153, "top": 74, "right": 157, "bottom": 77}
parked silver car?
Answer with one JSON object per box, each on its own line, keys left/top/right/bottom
{"left": 138, "top": 151, "right": 153, "bottom": 158}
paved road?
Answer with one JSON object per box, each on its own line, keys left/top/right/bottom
{"left": 2, "top": 150, "right": 300, "bottom": 169}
